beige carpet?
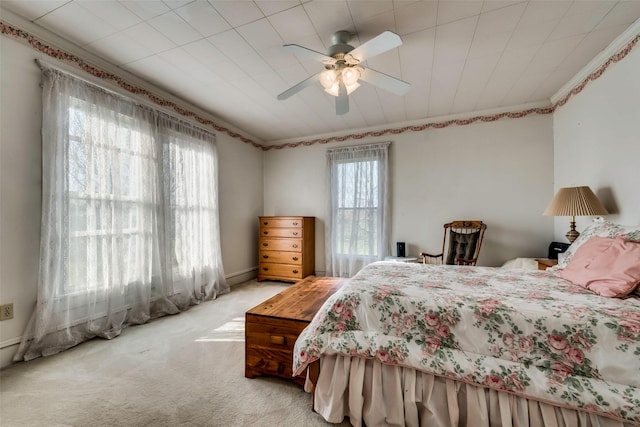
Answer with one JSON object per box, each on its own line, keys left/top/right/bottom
{"left": 0, "top": 280, "right": 350, "bottom": 427}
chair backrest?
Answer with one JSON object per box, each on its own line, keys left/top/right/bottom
{"left": 442, "top": 220, "right": 486, "bottom": 265}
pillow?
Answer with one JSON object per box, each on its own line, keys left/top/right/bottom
{"left": 557, "top": 217, "right": 640, "bottom": 268}
{"left": 501, "top": 258, "right": 538, "bottom": 270}
{"left": 560, "top": 236, "right": 640, "bottom": 297}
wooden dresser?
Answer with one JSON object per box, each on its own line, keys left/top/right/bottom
{"left": 245, "top": 276, "right": 346, "bottom": 385}
{"left": 258, "top": 216, "right": 315, "bottom": 282}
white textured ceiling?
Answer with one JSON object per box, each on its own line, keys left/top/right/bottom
{"left": 2, "top": 0, "right": 640, "bottom": 144}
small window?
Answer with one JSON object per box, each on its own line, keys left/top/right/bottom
{"left": 327, "top": 142, "right": 390, "bottom": 277}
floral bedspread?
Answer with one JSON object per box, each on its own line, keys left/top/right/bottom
{"left": 293, "top": 261, "right": 640, "bottom": 424}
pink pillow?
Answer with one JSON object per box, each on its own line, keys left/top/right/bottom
{"left": 560, "top": 236, "right": 640, "bottom": 297}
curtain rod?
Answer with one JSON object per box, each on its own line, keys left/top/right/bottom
{"left": 326, "top": 141, "right": 391, "bottom": 153}
{"left": 34, "top": 58, "right": 218, "bottom": 138}
{"left": 36, "top": 58, "right": 129, "bottom": 99}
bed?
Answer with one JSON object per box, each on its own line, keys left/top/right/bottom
{"left": 293, "top": 220, "right": 640, "bottom": 427}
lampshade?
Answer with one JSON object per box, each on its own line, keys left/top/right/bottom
{"left": 543, "top": 186, "right": 608, "bottom": 242}
{"left": 543, "top": 186, "right": 608, "bottom": 217}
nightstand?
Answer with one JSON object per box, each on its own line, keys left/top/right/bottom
{"left": 536, "top": 258, "right": 558, "bottom": 270}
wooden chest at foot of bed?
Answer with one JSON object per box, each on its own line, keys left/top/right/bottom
{"left": 245, "top": 275, "right": 346, "bottom": 385}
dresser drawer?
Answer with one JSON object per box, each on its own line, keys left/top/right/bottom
{"left": 259, "top": 238, "right": 303, "bottom": 252}
{"left": 259, "top": 263, "right": 304, "bottom": 279}
{"left": 259, "top": 227, "right": 303, "bottom": 238}
{"left": 257, "top": 216, "right": 314, "bottom": 283}
{"left": 259, "top": 217, "right": 304, "bottom": 228}
{"left": 259, "top": 250, "right": 303, "bottom": 265}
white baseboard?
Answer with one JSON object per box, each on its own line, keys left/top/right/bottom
{"left": 1, "top": 345, "right": 18, "bottom": 368}
{"left": 0, "top": 267, "right": 260, "bottom": 367}
{"left": 0, "top": 336, "right": 22, "bottom": 349}
{"left": 226, "top": 267, "right": 258, "bottom": 287}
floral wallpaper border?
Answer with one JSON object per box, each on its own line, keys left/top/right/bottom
{"left": 554, "top": 32, "right": 639, "bottom": 109}
{"left": 1, "top": 21, "right": 638, "bottom": 151}
{"left": 0, "top": 22, "right": 263, "bottom": 150}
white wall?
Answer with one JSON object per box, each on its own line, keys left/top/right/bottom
{"left": 0, "top": 36, "right": 264, "bottom": 367}
{"left": 0, "top": 35, "right": 43, "bottom": 370}
{"left": 264, "top": 115, "right": 555, "bottom": 273}
{"left": 553, "top": 45, "right": 640, "bottom": 235}
{"left": 217, "top": 134, "right": 264, "bottom": 279}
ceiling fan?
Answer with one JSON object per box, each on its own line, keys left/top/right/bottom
{"left": 277, "top": 30, "right": 411, "bottom": 115}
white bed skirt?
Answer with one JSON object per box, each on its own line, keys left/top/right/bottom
{"left": 310, "top": 355, "right": 635, "bottom": 427}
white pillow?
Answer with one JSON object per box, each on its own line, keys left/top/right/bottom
{"left": 557, "top": 217, "right": 640, "bottom": 269}
{"left": 502, "top": 258, "right": 538, "bottom": 270}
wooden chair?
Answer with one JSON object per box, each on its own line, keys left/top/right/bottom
{"left": 420, "top": 220, "right": 487, "bottom": 266}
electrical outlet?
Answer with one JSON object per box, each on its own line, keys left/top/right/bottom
{"left": 0, "top": 303, "right": 14, "bottom": 321}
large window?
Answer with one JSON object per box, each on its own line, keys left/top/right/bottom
{"left": 162, "top": 132, "right": 221, "bottom": 285}
{"left": 15, "top": 66, "right": 228, "bottom": 362}
{"left": 66, "top": 101, "right": 157, "bottom": 295}
{"left": 326, "top": 142, "right": 390, "bottom": 277}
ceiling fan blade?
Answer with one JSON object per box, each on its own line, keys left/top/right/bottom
{"left": 336, "top": 80, "right": 349, "bottom": 115}
{"left": 282, "top": 44, "right": 336, "bottom": 65}
{"left": 359, "top": 67, "right": 410, "bottom": 96}
{"left": 277, "top": 72, "right": 322, "bottom": 100}
{"left": 347, "top": 31, "right": 402, "bottom": 62}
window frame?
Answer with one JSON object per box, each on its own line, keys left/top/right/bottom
{"left": 331, "top": 157, "right": 383, "bottom": 258}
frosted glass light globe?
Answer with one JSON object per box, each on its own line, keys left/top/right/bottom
{"left": 319, "top": 69, "right": 337, "bottom": 89}
{"left": 345, "top": 82, "right": 360, "bottom": 95}
{"left": 324, "top": 82, "right": 340, "bottom": 97}
{"left": 341, "top": 67, "right": 360, "bottom": 86}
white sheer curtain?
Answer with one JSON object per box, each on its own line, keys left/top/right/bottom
{"left": 326, "top": 142, "right": 390, "bottom": 277}
{"left": 14, "top": 66, "right": 228, "bottom": 362}
{"left": 158, "top": 119, "right": 227, "bottom": 309}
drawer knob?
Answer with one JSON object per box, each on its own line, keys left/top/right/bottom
{"left": 292, "top": 232, "right": 298, "bottom": 236}
{"left": 263, "top": 255, "right": 269, "bottom": 259}
{"left": 293, "top": 222, "right": 298, "bottom": 225}
{"left": 262, "top": 267, "right": 268, "bottom": 271}
{"left": 263, "top": 231, "right": 268, "bottom": 235}
{"left": 262, "top": 243, "right": 268, "bottom": 247}
{"left": 270, "top": 335, "right": 286, "bottom": 345}
{"left": 292, "top": 269, "right": 299, "bottom": 274}
{"left": 292, "top": 244, "right": 298, "bottom": 248}
{"left": 292, "top": 257, "right": 298, "bottom": 261}
{"left": 263, "top": 221, "right": 268, "bottom": 225}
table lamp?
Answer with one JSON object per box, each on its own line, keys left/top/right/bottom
{"left": 543, "top": 186, "right": 608, "bottom": 243}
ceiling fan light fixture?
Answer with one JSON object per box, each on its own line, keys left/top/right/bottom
{"left": 345, "top": 81, "right": 360, "bottom": 95}
{"left": 341, "top": 67, "right": 360, "bottom": 86}
{"left": 324, "top": 82, "right": 340, "bottom": 97}
{"left": 319, "top": 69, "right": 337, "bottom": 89}
{"left": 324, "top": 81, "right": 360, "bottom": 97}
{"left": 278, "top": 31, "right": 410, "bottom": 114}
